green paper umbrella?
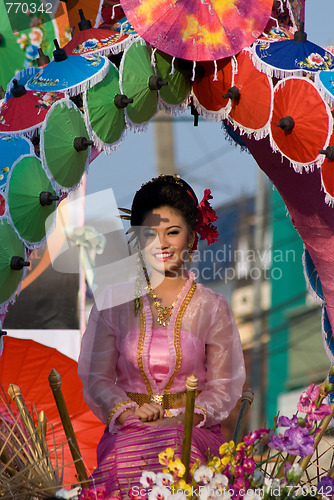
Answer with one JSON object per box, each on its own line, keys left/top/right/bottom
{"left": 40, "top": 99, "right": 92, "bottom": 189}
{"left": 0, "top": 219, "right": 29, "bottom": 307}
{"left": 155, "top": 50, "right": 191, "bottom": 109}
{"left": 84, "top": 62, "right": 127, "bottom": 152}
{"left": 120, "top": 40, "right": 166, "bottom": 125}
{"left": 8, "top": 155, "right": 58, "bottom": 246}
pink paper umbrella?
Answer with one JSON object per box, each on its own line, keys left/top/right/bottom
{"left": 0, "top": 80, "right": 64, "bottom": 137}
{"left": 120, "top": 0, "right": 273, "bottom": 61}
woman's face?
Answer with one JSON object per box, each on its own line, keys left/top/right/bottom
{"left": 139, "top": 206, "right": 194, "bottom": 278}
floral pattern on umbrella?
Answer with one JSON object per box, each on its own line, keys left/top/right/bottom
{"left": 120, "top": 0, "right": 273, "bottom": 61}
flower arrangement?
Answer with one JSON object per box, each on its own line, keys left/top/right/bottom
{"left": 124, "top": 380, "right": 334, "bottom": 500}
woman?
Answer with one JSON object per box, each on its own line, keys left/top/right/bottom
{"left": 78, "top": 175, "right": 245, "bottom": 497}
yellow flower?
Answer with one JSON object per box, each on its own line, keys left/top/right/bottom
{"left": 190, "top": 458, "right": 201, "bottom": 476}
{"left": 207, "top": 456, "right": 222, "bottom": 472}
{"left": 158, "top": 448, "right": 175, "bottom": 466}
{"left": 175, "top": 478, "right": 192, "bottom": 494}
{"left": 236, "top": 443, "right": 245, "bottom": 452}
{"left": 219, "top": 441, "right": 235, "bottom": 456}
{"left": 221, "top": 455, "right": 232, "bottom": 466}
{"left": 168, "top": 458, "right": 186, "bottom": 478}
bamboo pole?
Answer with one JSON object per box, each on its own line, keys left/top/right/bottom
{"left": 48, "top": 368, "right": 89, "bottom": 487}
{"left": 181, "top": 374, "right": 198, "bottom": 482}
{"left": 232, "top": 388, "right": 254, "bottom": 445}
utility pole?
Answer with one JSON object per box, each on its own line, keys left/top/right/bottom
{"left": 250, "top": 168, "right": 267, "bottom": 430}
{"left": 153, "top": 111, "right": 176, "bottom": 175}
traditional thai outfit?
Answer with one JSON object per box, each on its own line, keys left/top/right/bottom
{"left": 78, "top": 272, "right": 245, "bottom": 497}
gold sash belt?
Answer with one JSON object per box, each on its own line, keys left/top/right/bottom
{"left": 126, "top": 391, "right": 201, "bottom": 410}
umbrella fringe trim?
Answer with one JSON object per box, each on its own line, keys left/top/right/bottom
{"left": 269, "top": 134, "right": 320, "bottom": 172}
{"left": 226, "top": 115, "right": 271, "bottom": 141}
{"left": 324, "top": 192, "right": 334, "bottom": 207}
{"left": 284, "top": 0, "right": 301, "bottom": 31}
{"left": 66, "top": 56, "right": 110, "bottom": 97}
{"left": 85, "top": 34, "right": 138, "bottom": 58}
{"left": 158, "top": 95, "right": 191, "bottom": 116}
{"left": 250, "top": 48, "right": 309, "bottom": 80}
{"left": 302, "top": 246, "right": 325, "bottom": 306}
{"left": 321, "top": 306, "right": 334, "bottom": 364}
{"left": 94, "top": 0, "right": 104, "bottom": 28}
{"left": 191, "top": 93, "right": 232, "bottom": 123}
{"left": 4, "top": 67, "right": 38, "bottom": 103}
{"left": 0, "top": 125, "right": 41, "bottom": 139}
{"left": 221, "top": 123, "right": 249, "bottom": 153}
{"left": 314, "top": 73, "right": 334, "bottom": 108}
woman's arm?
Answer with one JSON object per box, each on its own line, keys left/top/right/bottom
{"left": 194, "top": 295, "right": 246, "bottom": 427}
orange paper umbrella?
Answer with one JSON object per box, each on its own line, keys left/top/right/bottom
{"left": 227, "top": 50, "right": 273, "bottom": 139}
{"left": 270, "top": 77, "right": 333, "bottom": 171}
{"left": 192, "top": 58, "right": 235, "bottom": 122}
{"left": 64, "top": 0, "right": 102, "bottom": 35}
{"left": 0, "top": 336, "right": 105, "bottom": 485}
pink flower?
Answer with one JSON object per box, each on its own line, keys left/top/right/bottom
{"left": 128, "top": 487, "right": 146, "bottom": 500}
{"left": 29, "top": 27, "right": 43, "bottom": 46}
{"left": 307, "top": 52, "right": 325, "bottom": 67}
{"left": 243, "top": 428, "right": 270, "bottom": 446}
{"left": 297, "top": 383, "right": 319, "bottom": 413}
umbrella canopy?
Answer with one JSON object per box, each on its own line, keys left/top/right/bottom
{"left": 112, "top": 16, "right": 138, "bottom": 36}
{"left": 4, "top": 68, "right": 38, "bottom": 102}
{"left": 0, "top": 193, "right": 5, "bottom": 216}
{"left": 315, "top": 70, "right": 334, "bottom": 108}
{"left": 154, "top": 51, "right": 191, "bottom": 111}
{"left": 83, "top": 62, "right": 127, "bottom": 152}
{"left": 40, "top": 99, "right": 91, "bottom": 189}
{"left": 64, "top": 0, "right": 102, "bottom": 35}
{"left": 319, "top": 133, "right": 334, "bottom": 204}
{"left": 0, "top": 82, "right": 64, "bottom": 136}
{"left": 303, "top": 247, "right": 324, "bottom": 303}
{"left": 259, "top": 25, "right": 294, "bottom": 42}
{"left": 270, "top": 77, "right": 333, "bottom": 172}
{"left": 7, "top": 155, "right": 58, "bottom": 247}
{"left": 0, "top": 336, "right": 105, "bottom": 485}
{"left": 227, "top": 50, "right": 273, "bottom": 139}
{"left": 0, "top": 135, "right": 33, "bottom": 189}
{"left": 63, "top": 27, "right": 132, "bottom": 57}
{"left": 120, "top": 0, "right": 273, "bottom": 61}
{"left": 26, "top": 44, "right": 109, "bottom": 96}
{"left": 192, "top": 58, "right": 234, "bottom": 122}
{"left": 252, "top": 29, "right": 334, "bottom": 78}
{"left": 0, "top": 219, "right": 28, "bottom": 310}
{"left": 120, "top": 40, "right": 160, "bottom": 125}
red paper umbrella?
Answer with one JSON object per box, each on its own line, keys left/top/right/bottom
{"left": 120, "top": 0, "right": 273, "bottom": 62}
{"left": 64, "top": 28, "right": 132, "bottom": 56}
{"left": 0, "top": 336, "right": 105, "bottom": 485}
{"left": 270, "top": 77, "right": 333, "bottom": 171}
{"left": 226, "top": 50, "right": 273, "bottom": 139}
{"left": 192, "top": 58, "right": 235, "bottom": 121}
{"left": 0, "top": 81, "right": 64, "bottom": 136}
{"left": 320, "top": 135, "right": 334, "bottom": 204}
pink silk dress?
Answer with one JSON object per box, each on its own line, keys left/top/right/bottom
{"left": 78, "top": 272, "right": 245, "bottom": 497}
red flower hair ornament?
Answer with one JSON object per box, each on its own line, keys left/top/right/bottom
{"left": 191, "top": 189, "right": 219, "bottom": 250}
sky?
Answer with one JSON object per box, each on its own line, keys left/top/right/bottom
{"left": 85, "top": 0, "right": 334, "bottom": 212}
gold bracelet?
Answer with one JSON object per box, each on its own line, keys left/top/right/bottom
{"left": 107, "top": 400, "right": 134, "bottom": 426}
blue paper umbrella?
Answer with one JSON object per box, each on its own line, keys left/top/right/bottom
{"left": 315, "top": 70, "right": 334, "bottom": 107}
{"left": 322, "top": 306, "right": 334, "bottom": 364}
{"left": 26, "top": 41, "right": 109, "bottom": 96}
{"left": 303, "top": 247, "right": 324, "bottom": 302}
{"left": 0, "top": 135, "right": 33, "bottom": 189}
{"left": 4, "top": 67, "right": 39, "bottom": 102}
{"left": 252, "top": 28, "right": 334, "bottom": 79}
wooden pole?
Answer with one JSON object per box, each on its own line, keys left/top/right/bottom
{"left": 232, "top": 388, "right": 254, "bottom": 445}
{"left": 181, "top": 374, "right": 198, "bottom": 482}
{"left": 48, "top": 368, "right": 89, "bottom": 487}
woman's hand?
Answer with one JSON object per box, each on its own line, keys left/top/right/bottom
{"left": 134, "top": 403, "right": 164, "bottom": 422}
{"left": 143, "top": 413, "right": 204, "bottom": 427}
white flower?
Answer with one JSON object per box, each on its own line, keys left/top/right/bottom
{"left": 252, "top": 469, "right": 264, "bottom": 486}
{"left": 244, "top": 489, "right": 262, "bottom": 500}
{"left": 209, "top": 473, "right": 229, "bottom": 491}
{"left": 263, "top": 478, "right": 281, "bottom": 495}
{"left": 167, "top": 492, "right": 188, "bottom": 500}
{"left": 140, "top": 470, "right": 157, "bottom": 488}
{"left": 55, "top": 487, "right": 81, "bottom": 499}
{"left": 198, "top": 485, "right": 224, "bottom": 500}
{"left": 193, "top": 465, "right": 214, "bottom": 485}
{"left": 148, "top": 485, "right": 171, "bottom": 500}
{"left": 156, "top": 472, "right": 174, "bottom": 487}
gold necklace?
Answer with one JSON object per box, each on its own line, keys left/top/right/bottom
{"left": 146, "top": 283, "right": 178, "bottom": 327}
